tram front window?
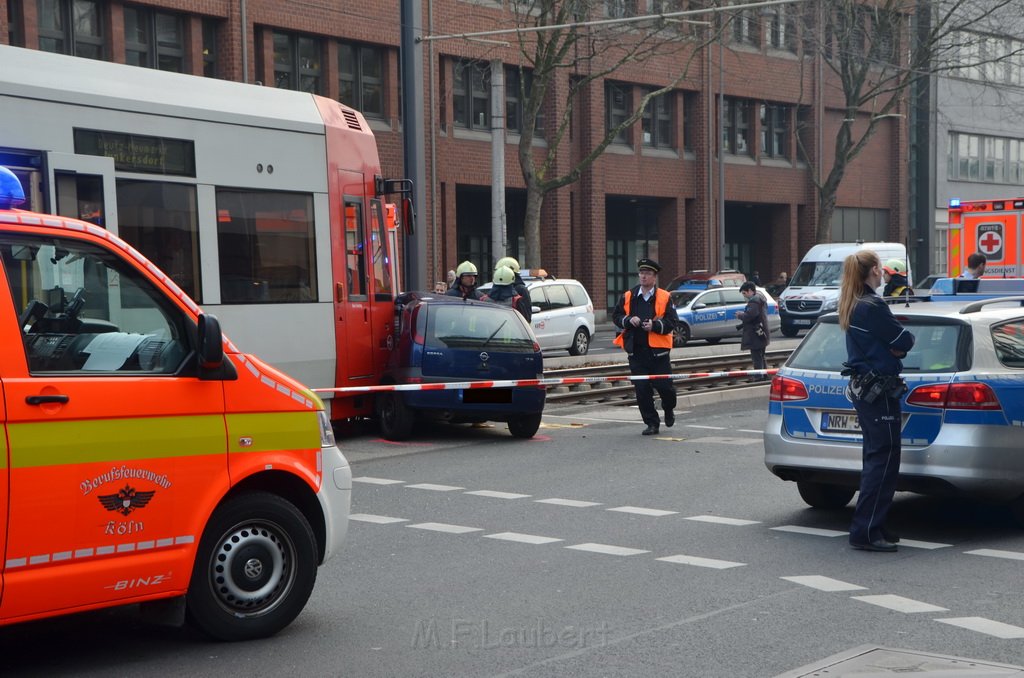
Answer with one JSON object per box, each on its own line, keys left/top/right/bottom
{"left": 216, "top": 189, "right": 317, "bottom": 304}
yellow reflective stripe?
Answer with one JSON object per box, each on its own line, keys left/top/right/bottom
{"left": 226, "top": 412, "right": 319, "bottom": 453}
{"left": 8, "top": 415, "right": 226, "bottom": 468}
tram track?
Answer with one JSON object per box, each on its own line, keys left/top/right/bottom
{"left": 543, "top": 348, "right": 793, "bottom": 406}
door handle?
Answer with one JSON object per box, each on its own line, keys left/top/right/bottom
{"left": 26, "top": 394, "right": 70, "bottom": 405}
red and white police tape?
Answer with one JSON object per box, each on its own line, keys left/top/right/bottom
{"left": 313, "top": 369, "right": 778, "bottom": 395}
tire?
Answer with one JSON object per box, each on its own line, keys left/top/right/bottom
{"left": 508, "top": 413, "right": 542, "bottom": 438}
{"left": 781, "top": 325, "right": 800, "bottom": 338}
{"left": 568, "top": 327, "right": 590, "bottom": 356}
{"left": 797, "top": 480, "right": 856, "bottom": 509}
{"left": 186, "top": 493, "right": 318, "bottom": 641}
{"left": 377, "top": 391, "right": 415, "bottom": 441}
{"left": 673, "top": 324, "right": 690, "bottom": 347}
{"left": 705, "top": 337, "right": 722, "bottom": 345}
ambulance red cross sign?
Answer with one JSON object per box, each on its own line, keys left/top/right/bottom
{"left": 977, "top": 223, "right": 1003, "bottom": 261}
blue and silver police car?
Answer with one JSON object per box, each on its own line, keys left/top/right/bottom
{"left": 764, "top": 296, "right": 1024, "bottom": 520}
{"left": 670, "top": 284, "right": 781, "bottom": 347}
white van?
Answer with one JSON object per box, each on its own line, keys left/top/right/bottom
{"left": 778, "top": 242, "right": 909, "bottom": 337}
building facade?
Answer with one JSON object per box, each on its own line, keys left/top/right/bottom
{"left": 3, "top": 0, "right": 908, "bottom": 311}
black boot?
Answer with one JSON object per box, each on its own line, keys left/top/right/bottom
{"left": 642, "top": 424, "right": 659, "bottom": 436}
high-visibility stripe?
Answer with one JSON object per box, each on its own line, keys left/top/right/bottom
{"left": 8, "top": 415, "right": 225, "bottom": 468}
{"left": 226, "top": 412, "right": 319, "bottom": 453}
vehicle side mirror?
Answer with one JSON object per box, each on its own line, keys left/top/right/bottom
{"left": 531, "top": 305, "right": 541, "bottom": 314}
{"left": 197, "top": 314, "right": 237, "bottom": 381}
{"left": 692, "top": 302, "right": 706, "bottom": 310}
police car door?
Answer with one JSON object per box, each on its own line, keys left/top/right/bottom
{"left": 690, "top": 290, "right": 724, "bottom": 340}
{"left": 0, "top": 230, "right": 228, "bottom": 620}
{"left": 720, "top": 288, "right": 748, "bottom": 337}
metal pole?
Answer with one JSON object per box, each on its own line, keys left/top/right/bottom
{"left": 240, "top": 0, "right": 248, "bottom": 84}
{"left": 490, "top": 60, "right": 507, "bottom": 271}
{"left": 401, "top": 0, "right": 427, "bottom": 290}
{"left": 718, "top": 34, "right": 725, "bottom": 271}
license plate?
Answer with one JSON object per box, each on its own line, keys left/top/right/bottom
{"left": 463, "top": 388, "right": 513, "bottom": 404}
{"left": 821, "top": 411, "right": 861, "bottom": 433}
{"left": 793, "top": 319, "right": 813, "bottom": 326}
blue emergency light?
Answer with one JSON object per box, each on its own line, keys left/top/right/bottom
{"left": 0, "top": 166, "right": 26, "bottom": 209}
{"left": 948, "top": 198, "right": 961, "bottom": 208}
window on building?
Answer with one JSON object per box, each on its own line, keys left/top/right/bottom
{"left": 339, "top": 42, "right": 385, "bottom": 118}
{"left": 605, "top": 0, "right": 636, "bottom": 19}
{"left": 722, "top": 97, "right": 750, "bottom": 156}
{"left": 767, "top": 6, "right": 796, "bottom": 52}
{"left": 606, "top": 82, "right": 631, "bottom": 145}
{"left": 453, "top": 60, "right": 490, "bottom": 130}
{"left": 274, "top": 32, "right": 321, "bottom": 94}
{"left": 216, "top": 189, "right": 318, "bottom": 304}
{"left": 505, "top": 66, "right": 544, "bottom": 137}
{"left": 946, "top": 131, "right": 1024, "bottom": 185}
{"left": 731, "top": 5, "right": 757, "bottom": 46}
{"left": 682, "top": 91, "right": 697, "bottom": 152}
{"left": 642, "top": 89, "right": 674, "bottom": 149}
{"left": 760, "top": 103, "right": 789, "bottom": 158}
{"left": 8, "top": 0, "right": 23, "bottom": 46}
{"left": 37, "top": 0, "right": 103, "bottom": 59}
{"left": 202, "top": 18, "right": 218, "bottom": 77}
{"left": 124, "top": 6, "right": 185, "bottom": 72}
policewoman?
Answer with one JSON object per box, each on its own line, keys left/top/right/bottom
{"left": 612, "top": 259, "right": 679, "bottom": 435}
{"left": 838, "top": 250, "right": 915, "bottom": 552}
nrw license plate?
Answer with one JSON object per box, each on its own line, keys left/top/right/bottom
{"left": 821, "top": 411, "right": 861, "bottom": 433}
{"left": 793, "top": 319, "right": 813, "bottom": 326}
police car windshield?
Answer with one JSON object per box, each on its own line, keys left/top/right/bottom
{"left": 788, "top": 319, "right": 964, "bottom": 373}
{"left": 791, "top": 261, "right": 842, "bottom": 286}
{"left": 672, "top": 291, "right": 701, "bottom": 306}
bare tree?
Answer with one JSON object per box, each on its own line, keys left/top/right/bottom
{"left": 796, "top": 0, "right": 1024, "bottom": 243}
{"left": 506, "top": 0, "right": 715, "bottom": 269}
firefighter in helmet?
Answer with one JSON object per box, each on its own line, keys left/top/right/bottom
{"left": 495, "top": 256, "right": 532, "bottom": 321}
{"left": 446, "top": 260, "right": 484, "bottom": 300}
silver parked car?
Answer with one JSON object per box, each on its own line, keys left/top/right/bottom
{"left": 671, "top": 285, "right": 781, "bottom": 346}
{"left": 764, "top": 297, "right": 1024, "bottom": 520}
{"left": 526, "top": 278, "right": 596, "bottom": 355}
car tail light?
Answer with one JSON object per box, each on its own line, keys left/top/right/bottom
{"left": 906, "top": 382, "right": 1002, "bottom": 410}
{"left": 769, "top": 376, "right": 808, "bottom": 401}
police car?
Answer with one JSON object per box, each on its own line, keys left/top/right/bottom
{"left": 764, "top": 296, "right": 1024, "bottom": 520}
{"left": 670, "top": 284, "right": 781, "bottom": 347}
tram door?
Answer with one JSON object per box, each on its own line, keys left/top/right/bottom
{"left": 46, "top": 153, "right": 118, "bottom": 232}
{"left": 335, "top": 169, "right": 374, "bottom": 383}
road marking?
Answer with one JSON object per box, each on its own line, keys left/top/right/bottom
{"left": 852, "top": 594, "right": 948, "bottom": 614}
{"left": 407, "top": 522, "right": 482, "bottom": 534}
{"left": 565, "top": 543, "right": 649, "bottom": 556}
{"left": 781, "top": 575, "right": 867, "bottom": 592}
{"left": 485, "top": 532, "right": 563, "bottom": 545}
{"left": 465, "top": 490, "right": 532, "bottom": 499}
{"left": 686, "top": 515, "right": 761, "bottom": 526}
{"left": 349, "top": 514, "right": 408, "bottom": 524}
{"left": 965, "top": 548, "right": 1024, "bottom": 561}
{"left": 353, "top": 476, "right": 405, "bottom": 485}
{"left": 771, "top": 525, "right": 847, "bottom": 538}
{"left": 657, "top": 554, "right": 745, "bottom": 569}
{"left": 686, "top": 425, "right": 724, "bottom": 430}
{"left": 405, "top": 483, "right": 465, "bottom": 492}
{"left": 737, "top": 429, "right": 763, "bottom": 434}
{"left": 535, "top": 498, "right": 602, "bottom": 508}
{"left": 607, "top": 506, "right": 678, "bottom": 517}
{"left": 898, "top": 538, "right": 952, "bottom": 550}
{"left": 935, "top": 617, "right": 1024, "bottom": 639}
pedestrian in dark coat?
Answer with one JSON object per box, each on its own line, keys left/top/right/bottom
{"left": 736, "top": 281, "right": 770, "bottom": 381}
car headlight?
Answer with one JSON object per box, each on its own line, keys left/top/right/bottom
{"left": 318, "top": 410, "right": 337, "bottom": 447}
{"left": 821, "top": 299, "right": 838, "bottom": 312}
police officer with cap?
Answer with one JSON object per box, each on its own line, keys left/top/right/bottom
{"left": 612, "top": 258, "right": 679, "bottom": 435}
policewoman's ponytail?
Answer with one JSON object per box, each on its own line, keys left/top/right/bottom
{"left": 838, "top": 250, "right": 880, "bottom": 331}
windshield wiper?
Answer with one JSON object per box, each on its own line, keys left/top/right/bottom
{"left": 482, "top": 320, "right": 507, "bottom": 348}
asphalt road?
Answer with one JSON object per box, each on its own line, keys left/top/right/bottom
{"left": 4, "top": 395, "right": 1024, "bottom": 677}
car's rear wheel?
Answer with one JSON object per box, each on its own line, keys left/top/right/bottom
{"left": 673, "top": 324, "right": 690, "bottom": 347}
{"left": 568, "top": 327, "right": 590, "bottom": 356}
{"left": 797, "top": 480, "right": 856, "bottom": 509}
{"left": 705, "top": 337, "right": 721, "bottom": 345}
{"left": 377, "top": 392, "right": 415, "bottom": 441}
{"left": 186, "top": 493, "right": 317, "bottom": 641}
{"left": 508, "top": 413, "right": 542, "bottom": 438}
{"left": 781, "top": 325, "right": 800, "bottom": 338}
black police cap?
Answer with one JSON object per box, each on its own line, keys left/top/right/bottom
{"left": 637, "top": 258, "right": 661, "bottom": 273}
